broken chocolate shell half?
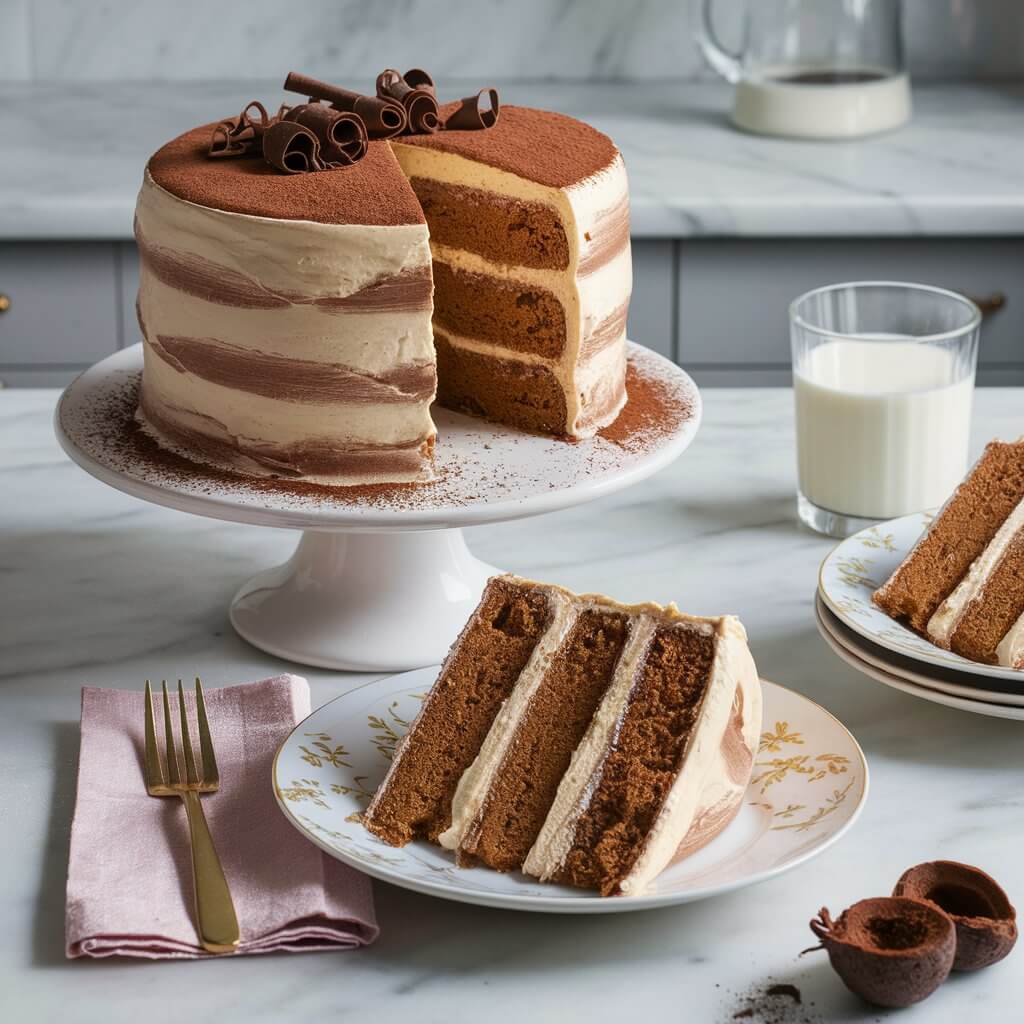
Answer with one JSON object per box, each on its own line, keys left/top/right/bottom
{"left": 807, "top": 897, "right": 955, "bottom": 1008}
{"left": 893, "top": 860, "right": 1018, "bottom": 971}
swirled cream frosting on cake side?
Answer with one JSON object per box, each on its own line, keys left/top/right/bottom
{"left": 134, "top": 162, "right": 436, "bottom": 486}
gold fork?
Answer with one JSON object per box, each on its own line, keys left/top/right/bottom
{"left": 144, "top": 678, "right": 240, "bottom": 953}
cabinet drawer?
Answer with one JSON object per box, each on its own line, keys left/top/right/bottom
{"left": 119, "top": 242, "right": 141, "bottom": 348}
{"left": 627, "top": 240, "right": 674, "bottom": 358}
{"left": 0, "top": 243, "right": 119, "bottom": 365}
{"left": 677, "top": 238, "right": 1024, "bottom": 368}
{"left": 0, "top": 366, "right": 89, "bottom": 387}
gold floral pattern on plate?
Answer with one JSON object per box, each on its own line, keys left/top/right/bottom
{"left": 819, "top": 510, "right": 1024, "bottom": 681}
{"left": 272, "top": 668, "right": 868, "bottom": 914}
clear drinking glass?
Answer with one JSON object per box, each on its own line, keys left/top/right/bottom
{"left": 790, "top": 282, "right": 981, "bottom": 538}
{"left": 697, "top": 0, "right": 910, "bottom": 138}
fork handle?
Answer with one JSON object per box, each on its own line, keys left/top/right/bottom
{"left": 179, "top": 790, "right": 240, "bottom": 953}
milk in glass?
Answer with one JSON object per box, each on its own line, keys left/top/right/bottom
{"left": 794, "top": 338, "right": 973, "bottom": 519}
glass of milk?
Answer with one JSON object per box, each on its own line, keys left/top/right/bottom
{"left": 791, "top": 281, "right": 980, "bottom": 537}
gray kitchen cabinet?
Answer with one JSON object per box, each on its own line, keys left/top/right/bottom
{"left": 626, "top": 241, "right": 674, "bottom": 358}
{"left": 118, "top": 242, "right": 141, "bottom": 348}
{"left": 0, "top": 243, "right": 119, "bottom": 387}
{"left": 677, "top": 238, "right": 1024, "bottom": 385}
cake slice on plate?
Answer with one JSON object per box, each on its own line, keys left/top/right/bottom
{"left": 873, "top": 439, "right": 1024, "bottom": 667}
{"left": 361, "top": 575, "right": 761, "bottom": 896}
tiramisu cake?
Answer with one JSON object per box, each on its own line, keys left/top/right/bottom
{"left": 134, "top": 70, "right": 630, "bottom": 485}
{"left": 874, "top": 439, "right": 1024, "bottom": 668}
{"left": 362, "top": 575, "right": 761, "bottom": 897}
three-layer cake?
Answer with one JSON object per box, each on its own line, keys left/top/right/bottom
{"left": 362, "top": 575, "right": 762, "bottom": 896}
{"left": 135, "top": 91, "right": 631, "bottom": 486}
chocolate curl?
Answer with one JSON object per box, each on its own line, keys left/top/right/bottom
{"left": 444, "top": 88, "right": 500, "bottom": 130}
{"left": 208, "top": 100, "right": 271, "bottom": 157}
{"left": 285, "top": 103, "right": 368, "bottom": 165}
{"left": 209, "top": 121, "right": 248, "bottom": 157}
{"left": 240, "top": 101, "right": 271, "bottom": 142}
{"left": 284, "top": 70, "right": 406, "bottom": 139}
{"left": 376, "top": 68, "right": 440, "bottom": 134}
{"left": 262, "top": 120, "right": 323, "bottom": 174}
{"left": 403, "top": 68, "right": 436, "bottom": 97}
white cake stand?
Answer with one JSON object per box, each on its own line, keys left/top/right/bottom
{"left": 56, "top": 342, "right": 701, "bottom": 671}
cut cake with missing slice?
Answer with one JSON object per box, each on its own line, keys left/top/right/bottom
{"left": 361, "top": 575, "right": 761, "bottom": 896}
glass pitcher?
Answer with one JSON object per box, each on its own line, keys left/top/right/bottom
{"left": 696, "top": 0, "right": 911, "bottom": 138}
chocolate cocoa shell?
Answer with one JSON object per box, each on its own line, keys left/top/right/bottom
{"left": 894, "top": 861, "right": 1018, "bottom": 971}
{"left": 812, "top": 897, "right": 956, "bottom": 1008}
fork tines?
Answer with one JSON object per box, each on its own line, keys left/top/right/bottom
{"left": 144, "top": 678, "right": 219, "bottom": 793}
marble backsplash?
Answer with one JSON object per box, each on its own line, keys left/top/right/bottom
{"left": 1, "top": 0, "right": 1022, "bottom": 81}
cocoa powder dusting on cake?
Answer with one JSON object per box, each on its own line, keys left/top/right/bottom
{"left": 397, "top": 105, "right": 619, "bottom": 188}
{"left": 597, "top": 363, "right": 694, "bottom": 454}
{"left": 149, "top": 128, "right": 424, "bottom": 227}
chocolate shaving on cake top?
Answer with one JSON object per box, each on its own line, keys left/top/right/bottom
{"left": 208, "top": 68, "right": 500, "bottom": 173}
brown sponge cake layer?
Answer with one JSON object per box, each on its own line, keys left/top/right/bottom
{"left": 948, "top": 531, "right": 1024, "bottom": 664}
{"left": 458, "top": 610, "right": 630, "bottom": 872}
{"left": 551, "top": 623, "right": 717, "bottom": 896}
{"left": 434, "top": 332, "right": 569, "bottom": 436}
{"left": 362, "top": 578, "right": 551, "bottom": 846}
{"left": 873, "top": 441, "right": 1024, "bottom": 632}
{"left": 432, "top": 262, "right": 567, "bottom": 359}
{"left": 409, "top": 177, "right": 569, "bottom": 271}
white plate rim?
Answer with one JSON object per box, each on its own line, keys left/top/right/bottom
{"left": 273, "top": 668, "right": 869, "bottom": 914}
{"left": 815, "top": 601, "right": 1024, "bottom": 722}
{"left": 816, "top": 595, "right": 1024, "bottom": 707}
{"left": 818, "top": 510, "right": 1024, "bottom": 682}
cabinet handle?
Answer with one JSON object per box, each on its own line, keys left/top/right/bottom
{"left": 965, "top": 292, "right": 1006, "bottom": 318}
{"left": 0, "top": 294, "right": 9, "bottom": 313}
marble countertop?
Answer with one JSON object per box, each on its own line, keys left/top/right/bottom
{"left": 2, "top": 385, "right": 1023, "bottom": 1023}
{"left": 2, "top": 80, "right": 1023, "bottom": 240}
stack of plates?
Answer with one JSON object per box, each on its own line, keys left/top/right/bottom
{"left": 817, "top": 511, "right": 1024, "bottom": 721}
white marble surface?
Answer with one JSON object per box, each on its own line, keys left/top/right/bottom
{"left": 4, "top": 0, "right": 1022, "bottom": 82}
{"left": 1, "top": 385, "right": 1022, "bottom": 1023}
{"left": 2, "top": 79, "right": 1024, "bottom": 241}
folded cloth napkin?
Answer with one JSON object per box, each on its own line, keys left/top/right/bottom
{"left": 66, "top": 674, "right": 378, "bottom": 958}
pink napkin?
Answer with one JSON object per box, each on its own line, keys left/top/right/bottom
{"left": 66, "top": 674, "right": 378, "bottom": 959}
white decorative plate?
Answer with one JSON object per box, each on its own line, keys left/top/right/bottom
{"left": 815, "top": 601, "right": 1024, "bottom": 722}
{"left": 819, "top": 512, "right": 1024, "bottom": 683}
{"left": 816, "top": 595, "right": 1024, "bottom": 708}
{"left": 274, "top": 668, "right": 868, "bottom": 913}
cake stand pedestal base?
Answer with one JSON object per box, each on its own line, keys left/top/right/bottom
{"left": 230, "top": 529, "right": 499, "bottom": 672}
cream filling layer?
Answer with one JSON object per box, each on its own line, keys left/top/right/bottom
{"left": 142, "top": 340, "right": 434, "bottom": 448}
{"left": 927, "top": 495, "right": 1024, "bottom": 647}
{"left": 618, "top": 618, "right": 760, "bottom": 896}
{"left": 996, "top": 612, "right": 1024, "bottom": 668}
{"left": 438, "top": 590, "right": 577, "bottom": 852}
{"left": 521, "top": 614, "right": 658, "bottom": 881}
{"left": 138, "top": 173, "right": 432, "bottom": 298}
{"left": 138, "top": 272, "right": 435, "bottom": 374}
{"left": 431, "top": 241, "right": 632, "bottom": 343}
